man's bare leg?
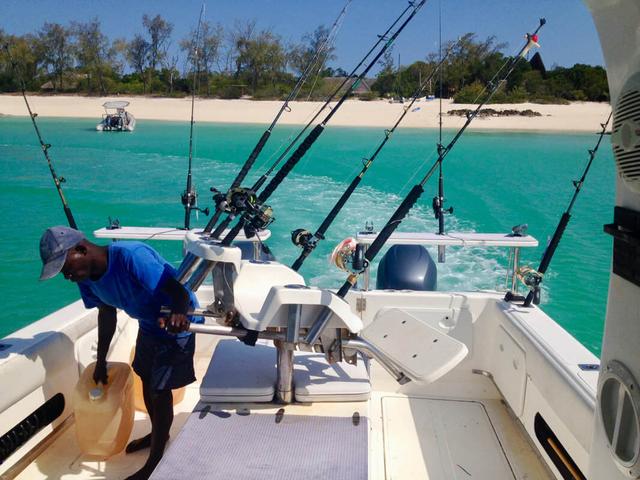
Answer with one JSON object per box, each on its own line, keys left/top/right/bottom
{"left": 126, "top": 381, "right": 155, "bottom": 453}
{"left": 125, "top": 388, "right": 173, "bottom": 480}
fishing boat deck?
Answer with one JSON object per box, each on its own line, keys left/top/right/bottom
{"left": 12, "top": 315, "right": 553, "bottom": 480}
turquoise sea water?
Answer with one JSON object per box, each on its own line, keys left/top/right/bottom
{"left": 0, "top": 116, "right": 614, "bottom": 355}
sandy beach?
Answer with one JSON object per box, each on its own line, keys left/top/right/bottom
{"left": 0, "top": 94, "right": 611, "bottom": 132}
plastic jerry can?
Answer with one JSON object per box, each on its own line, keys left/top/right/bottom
{"left": 129, "top": 346, "right": 185, "bottom": 413}
{"left": 73, "top": 361, "right": 134, "bottom": 458}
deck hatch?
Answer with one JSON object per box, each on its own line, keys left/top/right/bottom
{"left": 381, "top": 396, "right": 515, "bottom": 479}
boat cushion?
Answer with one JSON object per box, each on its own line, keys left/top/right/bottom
{"left": 200, "top": 340, "right": 371, "bottom": 403}
{"left": 294, "top": 352, "right": 371, "bottom": 402}
{"left": 200, "top": 340, "right": 276, "bottom": 403}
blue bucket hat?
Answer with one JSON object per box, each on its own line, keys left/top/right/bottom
{"left": 39, "top": 226, "right": 86, "bottom": 280}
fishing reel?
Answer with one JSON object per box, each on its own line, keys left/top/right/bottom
{"left": 517, "top": 265, "right": 543, "bottom": 288}
{"left": 330, "top": 238, "right": 368, "bottom": 275}
{"left": 291, "top": 228, "right": 321, "bottom": 250}
{"left": 210, "top": 187, "right": 228, "bottom": 212}
{"left": 226, "top": 187, "right": 257, "bottom": 214}
{"left": 432, "top": 195, "right": 453, "bottom": 220}
{"left": 503, "top": 264, "right": 543, "bottom": 305}
{"left": 516, "top": 265, "right": 543, "bottom": 305}
{"left": 209, "top": 186, "right": 255, "bottom": 215}
{"left": 243, "top": 202, "right": 274, "bottom": 239}
{"left": 181, "top": 189, "right": 210, "bottom": 216}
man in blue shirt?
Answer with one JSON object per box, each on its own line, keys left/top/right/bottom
{"left": 39, "top": 226, "right": 202, "bottom": 480}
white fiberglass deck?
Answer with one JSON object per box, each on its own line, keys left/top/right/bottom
{"left": 11, "top": 324, "right": 553, "bottom": 480}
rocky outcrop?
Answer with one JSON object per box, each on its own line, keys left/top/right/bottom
{"left": 447, "top": 108, "right": 542, "bottom": 118}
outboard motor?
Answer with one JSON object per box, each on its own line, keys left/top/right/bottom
{"left": 233, "top": 240, "right": 276, "bottom": 261}
{"left": 376, "top": 245, "right": 437, "bottom": 291}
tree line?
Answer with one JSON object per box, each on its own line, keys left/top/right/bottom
{"left": 0, "top": 17, "right": 608, "bottom": 104}
{"left": 372, "top": 34, "right": 609, "bottom": 103}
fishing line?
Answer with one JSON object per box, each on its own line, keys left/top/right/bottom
{"left": 182, "top": 4, "right": 209, "bottom": 230}
{"left": 203, "top": 0, "right": 353, "bottom": 233}
{"left": 303, "top": 18, "right": 546, "bottom": 346}
{"left": 214, "top": 0, "right": 428, "bottom": 244}
{"left": 305, "top": 8, "right": 349, "bottom": 101}
{"left": 433, "top": 0, "right": 451, "bottom": 261}
{"left": 3, "top": 43, "right": 78, "bottom": 229}
{"left": 468, "top": 26, "right": 540, "bottom": 107}
{"left": 508, "top": 111, "right": 613, "bottom": 307}
{"left": 290, "top": 45, "right": 453, "bottom": 271}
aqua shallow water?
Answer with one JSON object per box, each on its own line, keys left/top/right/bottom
{"left": 0, "top": 116, "right": 614, "bottom": 355}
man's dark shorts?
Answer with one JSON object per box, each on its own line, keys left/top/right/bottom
{"left": 132, "top": 330, "right": 196, "bottom": 391}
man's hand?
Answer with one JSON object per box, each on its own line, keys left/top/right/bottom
{"left": 93, "top": 360, "right": 108, "bottom": 385}
{"left": 158, "top": 313, "right": 190, "bottom": 334}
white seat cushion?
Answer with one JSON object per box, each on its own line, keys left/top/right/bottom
{"left": 200, "top": 340, "right": 276, "bottom": 403}
{"left": 294, "top": 352, "right": 371, "bottom": 402}
{"left": 200, "top": 340, "right": 371, "bottom": 403}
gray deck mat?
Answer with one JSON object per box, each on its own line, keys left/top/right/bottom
{"left": 150, "top": 407, "right": 368, "bottom": 479}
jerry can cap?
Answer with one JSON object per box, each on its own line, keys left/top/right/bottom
{"left": 89, "top": 387, "right": 104, "bottom": 401}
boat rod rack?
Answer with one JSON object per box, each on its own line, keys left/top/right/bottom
{"left": 353, "top": 228, "right": 539, "bottom": 292}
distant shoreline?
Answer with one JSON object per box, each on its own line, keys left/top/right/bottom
{"left": 0, "top": 94, "right": 611, "bottom": 132}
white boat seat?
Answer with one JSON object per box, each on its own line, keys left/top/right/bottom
{"left": 361, "top": 308, "right": 468, "bottom": 383}
{"left": 200, "top": 340, "right": 371, "bottom": 403}
{"left": 233, "top": 260, "right": 306, "bottom": 330}
{"left": 238, "top": 284, "right": 363, "bottom": 334}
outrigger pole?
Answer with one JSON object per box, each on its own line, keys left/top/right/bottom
{"left": 3, "top": 44, "right": 78, "bottom": 229}
{"left": 290, "top": 45, "right": 455, "bottom": 271}
{"left": 509, "top": 111, "right": 613, "bottom": 307}
{"left": 217, "top": 0, "right": 429, "bottom": 246}
{"left": 182, "top": 5, "right": 210, "bottom": 230}
{"left": 203, "top": 0, "right": 353, "bottom": 233}
{"left": 305, "top": 18, "right": 547, "bottom": 346}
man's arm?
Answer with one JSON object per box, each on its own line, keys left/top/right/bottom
{"left": 158, "top": 277, "right": 191, "bottom": 333}
{"left": 94, "top": 305, "right": 117, "bottom": 384}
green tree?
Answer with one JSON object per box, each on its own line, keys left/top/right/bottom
{"left": 181, "top": 20, "right": 223, "bottom": 96}
{"left": 71, "top": 19, "right": 114, "bottom": 94}
{"left": 126, "top": 34, "right": 149, "bottom": 93}
{"left": 232, "top": 22, "right": 287, "bottom": 94}
{"left": 142, "top": 14, "right": 173, "bottom": 93}
{"left": 0, "top": 32, "right": 39, "bottom": 91}
{"left": 36, "top": 22, "right": 74, "bottom": 91}
{"left": 289, "top": 25, "right": 336, "bottom": 77}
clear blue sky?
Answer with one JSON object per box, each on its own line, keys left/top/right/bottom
{"left": 0, "top": 0, "right": 603, "bottom": 73}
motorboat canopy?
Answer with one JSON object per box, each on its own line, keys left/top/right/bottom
{"left": 102, "top": 100, "right": 130, "bottom": 110}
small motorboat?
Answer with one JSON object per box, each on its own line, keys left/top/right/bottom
{"left": 96, "top": 101, "right": 136, "bottom": 132}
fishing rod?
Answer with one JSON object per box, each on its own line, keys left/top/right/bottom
{"left": 203, "top": 0, "right": 353, "bottom": 233}
{"left": 290, "top": 44, "right": 455, "bottom": 272}
{"left": 432, "top": 0, "right": 452, "bottom": 262}
{"left": 3, "top": 44, "right": 78, "bottom": 229}
{"left": 504, "top": 112, "right": 613, "bottom": 307}
{"left": 206, "top": 0, "right": 419, "bottom": 240}
{"left": 304, "top": 18, "right": 546, "bottom": 346}
{"left": 182, "top": 5, "right": 210, "bottom": 230}
{"left": 217, "top": 0, "right": 429, "bottom": 246}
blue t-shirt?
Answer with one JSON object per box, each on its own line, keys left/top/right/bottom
{"left": 78, "top": 242, "right": 203, "bottom": 338}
